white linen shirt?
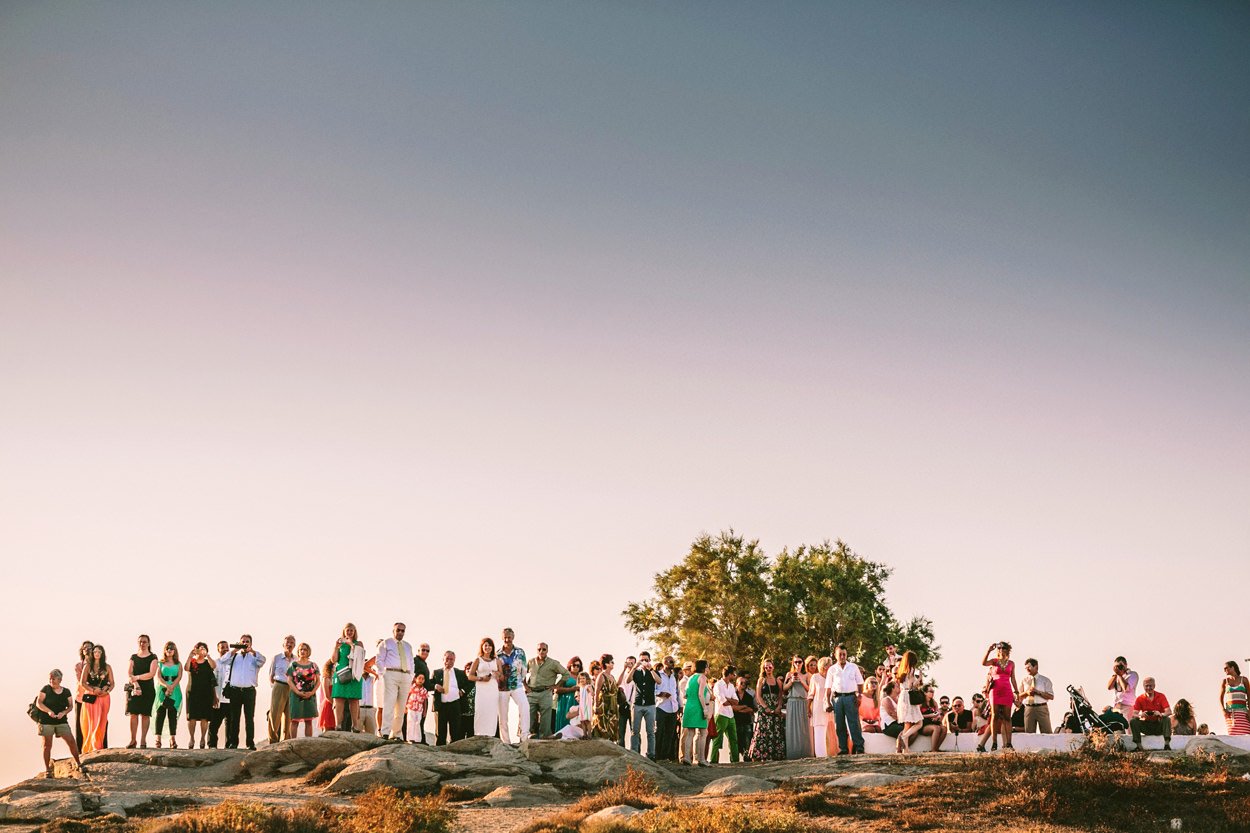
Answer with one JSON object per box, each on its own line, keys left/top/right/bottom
{"left": 376, "top": 639, "right": 414, "bottom": 673}
{"left": 1022, "top": 673, "right": 1053, "bottom": 706}
{"left": 713, "top": 679, "right": 737, "bottom": 719}
{"left": 441, "top": 668, "right": 460, "bottom": 703}
{"left": 825, "top": 661, "right": 865, "bottom": 696}
{"left": 655, "top": 671, "right": 679, "bottom": 714}
{"left": 222, "top": 649, "right": 267, "bottom": 688}
{"left": 269, "top": 653, "right": 294, "bottom": 685}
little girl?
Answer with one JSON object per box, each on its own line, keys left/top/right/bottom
{"left": 406, "top": 673, "right": 429, "bottom": 744}
{"left": 577, "top": 672, "right": 594, "bottom": 738}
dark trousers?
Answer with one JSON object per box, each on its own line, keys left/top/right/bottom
{"left": 436, "top": 699, "right": 466, "bottom": 745}
{"left": 225, "top": 686, "right": 257, "bottom": 748}
{"left": 1131, "top": 717, "right": 1172, "bottom": 746}
{"left": 833, "top": 693, "right": 865, "bottom": 753}
{"left": 655, "top": 709, "right": 678, "bottom": 760}
{"left": 208, "top": 705, "right": 227, "bottom": 747}
{"left": 155, "top": 700, "right": 179, "bottom": 737}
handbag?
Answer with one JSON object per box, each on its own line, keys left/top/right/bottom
{"left": 82, "top": 693, "right": 98, "bottom": 704}
{"left": 907, "top": 689, "right": 925, "bottom": 706}
{"left": 335, "top": 665, "right": 356, "bottom": 685}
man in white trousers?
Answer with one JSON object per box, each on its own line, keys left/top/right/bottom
{"left": 497, "top": 628, "right": 530, "bottom": 743}
{"left": 376, "top": 623, "right": 415, "bottom": 739}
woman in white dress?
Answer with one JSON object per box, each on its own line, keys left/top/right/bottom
{"left": 894, "top": 650, "right": 925, "bottom": 753}
{"left": 809, "top": 656, "right": 831, "bottom": 757}
{"left": 469, "top": 637, "right": 500, "bottom": 738}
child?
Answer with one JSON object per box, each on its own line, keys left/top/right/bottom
{"left": 577, "top": 672, "right": 594, "bottom": 738}
{"left": 406, "top": 673, "right": 429, "bottom": 744}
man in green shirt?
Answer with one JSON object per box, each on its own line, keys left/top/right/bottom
{"left": 525, "top": 642, "right": 571, "bottom": 738}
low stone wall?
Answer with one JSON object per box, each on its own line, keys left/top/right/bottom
{"left": 857, "top": 731, "right": 1250, "bottom": 754}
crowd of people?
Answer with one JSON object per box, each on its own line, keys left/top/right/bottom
{"left": 31, "top": 626, "right": 1250, "bottom": 777}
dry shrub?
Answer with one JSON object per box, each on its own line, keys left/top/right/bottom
{"left": 304, "top": 758, "right": 347, "bottom": 786}
{"left": 41, "top": 817, "right": 135, "bottom": 833}
{"left": 572, "top": 766, "right": 664, "bottom": 814}
{"left": 342, "top": 787, "right": 452, "bottom": 833}
{"left": 625, "top": 804, "right": 806, "bottom": 833}
{"left": 141, "top": 802, "right": 336, "bottom": 833}
{"left": 790, "top": 788, "right": 882, "bottom": 818}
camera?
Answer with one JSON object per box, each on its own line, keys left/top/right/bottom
{"left": 123, "top": 682, "right": 137, "bottom": 697}
{"left": 230, "top": 642, "right": 248, "bottom": 650}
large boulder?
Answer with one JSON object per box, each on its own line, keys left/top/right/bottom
{"left": 50, "top": 749, "right": 245, "bottom": 792}
{"left": 1183, "top": 737, "right": 1250, "bottom": 758}
{"left": 440, "top": 774, "right": 533, "bottom": 796}
{"left": 325, "top": 745, "right": 440, "bottom": 794}
{"left": 0, "top": 790, "right": 86, "bottom": 821}
{"left": 243, "top": 732, "right": 386, "bottom": 776}
{"left": 827, "top": 772, "right": 912, "bottom": 788}
{"left": 388, "top": 738, "right": 542, "bottom": 779}
{"left": 520, "top": 739, "right": 691, "bottom": 791}
{"left": 482, "top": 783, "right": 564, "bottom": 807}
{"left": 80, "top": 749, "right": 236, "bottom": 769}
{"left": 92, "top": 791, "right": 160, "bottom": 818}
{"left": 701, "top": 775, "right": 776, "bottom": 796}
{"left": 585, "top": 805, "right": 645, "bottom": 823}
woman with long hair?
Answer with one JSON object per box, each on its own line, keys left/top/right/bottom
{"left": 1172, "top": 698, "right": 1197, "bottom": 736}
{"left": 746, "top": 657, "right": 785, "bottom": 761}
{"left": 126, "top": 635, "right": 157, "bottom": 749}
{"left": 894, "top": 649, "right": 925, "bottom": 753}
{"left": 553, "top": 656, "right": 583, "bottom": 736}
{"left": 592, "top": 653, "right": 620, "bottom": 742}
{"left": 287, "top": 643, "right": 320, "bottom": 738}
{"left": 977, "top": 641, "right": 1019, "bottom": 752}
{"left": 809, "top": 656, "right": 831, "bottom": 756}
{"left": 318, "top": 658, "right": 337, "bottom": 734}
{"left": 783, "top": 655, "right": 812, "bottom": 758}
{"left": 332, "top": 623, "right": 365, "bottom": 731}
{"left": 151, "top": 642, "right": 183, "bottom": 748}
{"left": 860, "top": 675, "right": 882, "bottom": 733}
{"left": 80, "top": 644, "right": 113, "bottom": 754}
{"left": 1220, "top": 660, "right": 1250, "bottom": 735}
{"left": 678, "top": 658, "right": 709, "bottom": 766}
{"left": 470, "top": 637, "right": 500, "bottom": 737}
{"left": 184, "top": 642, "right": 217, "bottom": 748}
{"left": 73, "top": 641, "right": 94, "bottom": 750}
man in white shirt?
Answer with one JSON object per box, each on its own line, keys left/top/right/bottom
{"left": 1107, "top": 656, "right": 1140, "bottom": 720}
{"left": 654, "top": 656, "right": 680, "bottom": 761}
{"left": 430, "top": 650, "right": 470, "bottom": 745}
{"left": 708, "top": 665, "right": 740, "bottom": 764}
{"left": 222, "top": 634, "right": 267, "bottom": 750}
{"left": 267, "top": 635, "right": 296, "bottom": 744}
{"left": 358, "top": 659, "right": 379, "bottom": 735}
{"left": 207, "top": 641, "right": 231, "bottom": 748}
{"left": 375, "top": 623, "right": 414, "bottom": 740}
{"left": 825, "top": 643, "right": 865, "bottom": 755}
{"left": 1020, "top": 657, "right": 1054, "bottom": 733}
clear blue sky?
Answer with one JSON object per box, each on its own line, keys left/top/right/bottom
{"left": 1, "top": 1, "right": 1247, "bottom": 783}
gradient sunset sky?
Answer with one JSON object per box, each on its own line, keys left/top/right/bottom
{"left": 1, "top": 2, "right": 1247, "bottom": 782}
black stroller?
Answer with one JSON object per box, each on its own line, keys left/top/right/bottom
{"left": 1066, "top": 685, "right": 1123, "bottom": 734}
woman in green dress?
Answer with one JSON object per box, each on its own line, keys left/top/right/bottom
{"left": 680, "top": 659, "right": 710, "bottom": 766}
{"left": 332, "top": 623, "right": 365, "bottom": 731}
{"left": 286, "top": 642, "right": 320, "bottom": 738}
{"left": 553, "top": 656, "right": 583, "bottom": 735}
{"left": 151, "top": 641, "right": 183, "bottom": 749}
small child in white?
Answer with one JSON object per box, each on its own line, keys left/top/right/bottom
{"left": 406, "top": 673, "right": 428, "bottom": 744}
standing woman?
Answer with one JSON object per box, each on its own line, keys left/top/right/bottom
{"left": 80, "top": 645, "right": 114, "bottom": 754}
{"left": 977, "top": 641, "right": 1020, "bottom": 752}
{"left": 592, "top": 654, "right": 620, "bottom": 742}
{"left": 73, "top": 641, "right": 94, "bottom": 750}
{"left": 470, "top": 637, "right": 500, "bottom": 737}
{"left": 1220, "top": 660, "right": 1250, "bottom": 735}
{"left": 809, "top": 656, "right": 831, "bottom": 756}
{"left": 746, "top": 658, "right": 786, "bottom": 761}
{"left": 783, "top": 655, "right": 812, "bottom": 759}
{"left": 126, "top": 635, "right": 157, "bottom": 749}
{"left": 678, "top": 659, "right": 709, "bottom": 766}
{"left": 894, "top": 650, "right": 925, "bottom": 753}
{"left": 331, "top": 623, "right": 365, "bottom": 732}
{"left": 553, "top": 656, "right": 583, "bottom": 736}
{"left": 36, "top": 670, "right": 84, "bottom": 778}
{"left": 318, "top": 658, "right": 337, "bottom": 734}
{"left": 287, "top": 643, "right": 320, "bottom": 738}
{"left": 151, "top": 642, "right": 183, "bottom": 748}
{"left": 184, "top": 642, "right": 217, "bottom": 749}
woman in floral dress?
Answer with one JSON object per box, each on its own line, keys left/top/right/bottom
{"left": 592, "top": 654, "right": 619, "bottom": 741}
{"left": 747, "top": 657, "right": 786, "bottom": 761}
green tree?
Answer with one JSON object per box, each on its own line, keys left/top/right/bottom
{"left": 623, "top": 531, "right": 939, "bottom": 675}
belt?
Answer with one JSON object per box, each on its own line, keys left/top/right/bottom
{"left": 529, "top": 686, "right": 551, "bottom": 692}
{"left": 834, "top": 692, "right": 858, "bottom": 697}
{"left": 1025, "top": 702, "right": 1048, "bottom": 707}
{"left": 272, "top": 680, "right": 289, "bottom": 686}
{"left": 384, "top": 668, "right": 413, "bottom": 673}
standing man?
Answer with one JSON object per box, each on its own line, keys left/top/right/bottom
{"left": 497, "top": 628, "right": 529, "bottom": 743}
{"left": 1020, "top": 658, "right": 1054, "bottom": 734}
{"left": 708, "top": 665, "right": 740, "bottom": 764}
{"left": 629, "top": 651, "right": 660, "bottom": 759}
{"left": 654, "top": 656, "right": 679, "bottom": 761}
{"left": 525, "top": 643, "right": 570, "bottom": 738}
{"left": 413, "top": 642, "right": 432, "bottom": 742}
{"left": 1108, "top": 656, "right": 1140, "bottom": 721}
{"left": 430, "top": 651, "right": 470, "bottom": 745}
{"left": 207, "top": 641, "right": 230, "bottom": 749}
{"left": 616, "top": 656, "right": 637, "bottom": 748}
{"left": 882, "top": 644, "right": 901, "bottom": 680}
{"left": 222, "top": 635, "right": 266, "bottom": 750}
{"left": 825, "top": 643, "right": 865, "bottom": 755}
{"left": 376, "top": 623, "right": 414, "bottom": 740}
{"left": 1131, "top": 677, "right": 1173, "bottom": 751}
{"left": 267, "top": 635, "right": 296, "bottom": 744}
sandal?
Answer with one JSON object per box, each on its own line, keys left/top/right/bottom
{"left": 126, "top": 742, "right": 137, "bottom": 749}
{"left": 975, "top": 745, "right": 986, "bottom": 753}
{"left": 154, "top": 739, "right": 161, "bottom": 748}
{"left": 171, "top": 739, "right": 178, "bottom": 749}
{"left": 45, "top": 766, "right": 55, "bottom": 779}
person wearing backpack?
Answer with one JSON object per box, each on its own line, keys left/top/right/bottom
{"left": 34, "top": 669, "right": 85, "bottom": 778}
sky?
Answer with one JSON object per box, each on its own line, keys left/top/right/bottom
{"left": 1, "top": 1, "right": 1248, "bottom": 785}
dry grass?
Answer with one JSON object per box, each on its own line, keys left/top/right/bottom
{"left": 610, "top": 804, "right": 806, "bottom": 833}
{"left": 303, "top": 759, "right": 347, "bottom": 786}
{"left": 137, "top": 789, "right": 451, "bottom": 833}
{"left": 518, "top": 767, "right": 666, "bottom": 833}
{"left": 40, "top": 817, "right": 136, "bottom": 833}
{"left": 340, "top": 788, "right": 452, "bottom": 833}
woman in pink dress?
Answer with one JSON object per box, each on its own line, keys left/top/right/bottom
{"left": 977, "top": 641, "right": 1020, "bottom": 752}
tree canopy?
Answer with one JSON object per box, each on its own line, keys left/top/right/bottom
{"left": 622, "top": 530, "right": 938, "bottom": 676}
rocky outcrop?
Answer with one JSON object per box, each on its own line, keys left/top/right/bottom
{"left": 0, "top": 790, "right": 87, "bottom": 821}
{"left": 585, "top": 804, "right": 646, "bottom": 823}
{"left": 243, "top": 732, "right": 385, "bottom": 776}
{"left": 519, "top": 739, "right": 690, "bottom": 791}
{"left": 325, "top": 746, "right": 440, "bottom": 794}
{"left": 481, "top": 783, "right": 564, "bottom": 807}
{"left": 827, "top": 772, "right": 912, "bottom": 787}
{"left": 1183, "top": 736, "right": 1250, "bottom": 758}
{"left": 700, "top": 775, "right": 776, "bottom": 795}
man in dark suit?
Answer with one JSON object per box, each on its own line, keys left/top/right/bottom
{"left": 427, "top": 650, "right": 470, "bottom": 745}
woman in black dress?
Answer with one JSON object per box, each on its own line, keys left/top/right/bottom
{"left": 183, "top": 642, "right": 217, "bottom": 749}
{"left": 126, "top": 634, "right": 158, "bottom": 749}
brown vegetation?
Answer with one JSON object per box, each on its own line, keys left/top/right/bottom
{"left": 302, "top": 759, "right": 347, "bottom": 786}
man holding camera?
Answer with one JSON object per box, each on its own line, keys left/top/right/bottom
{"left": 1107, "top": 656, "right": 1140, "bottom": 721}
{"left": 1131, "top": 677, "right": 1172, "bottom": 751}
{"left": 628, "top": 651, "right": 661, "bottom": 758}
{"left": 222, "top": 635, "right": 266, "bottom": 750}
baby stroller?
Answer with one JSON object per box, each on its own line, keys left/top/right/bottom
{"left": 1066, "top": 685, "right": 1121, "bottom": 734}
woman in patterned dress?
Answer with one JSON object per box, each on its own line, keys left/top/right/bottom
{"left": 287, "top": 643, "right": 320, "bottom": 738}
{"left": 895, "top": 650, "right": 926, "bottom": 753}
{"left": 1221, "top": 660, "right": 1250, "bottom": 735}
{"left": 592, "top": 654, "right": 619, "bottom": 741}
{"left": 747, "top": 657, "right": 785, "bottom": 761}
{"left": 80, "top": 645, "right": 113, "bottom": 755}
